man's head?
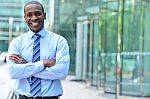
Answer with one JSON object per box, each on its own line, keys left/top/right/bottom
{"left": 24, "top": 1, "right": 46, "bottom": 33}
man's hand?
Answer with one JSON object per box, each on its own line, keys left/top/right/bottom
{"left": 9, "top": 54, "right": 27, "bottom": 64}
{"left": 43, "top": 59, "right": 56, "bottom": 68}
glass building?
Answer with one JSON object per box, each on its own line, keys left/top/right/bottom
{"left": 0, "top": 0, "right": 150, "bottom": 97}
{"left": 74, "top": 0, "right": 150, "bottom": 97}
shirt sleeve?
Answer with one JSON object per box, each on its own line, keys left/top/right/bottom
{"left": 33, "top": 37, "right": 70, "bottom": 80}
{"left": 7, "top": 38, "right": 45, "bottom": 79}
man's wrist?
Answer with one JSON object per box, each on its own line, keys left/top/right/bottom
{"left": 43, "top": 59, "right": 55, "bottom": 68}
{"left": 43, "top": 60, "right": 47, "bottom": 68}
{"left": 21, "top": 58, "right": 27, "bottom": 64}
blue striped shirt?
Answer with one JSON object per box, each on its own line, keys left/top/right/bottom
{"left": 7, "top": 28, "right": 70, "bottom": 97}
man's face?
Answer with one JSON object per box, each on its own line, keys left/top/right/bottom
{"left": 24, "top": 4, "right": 46, "bottom": 33}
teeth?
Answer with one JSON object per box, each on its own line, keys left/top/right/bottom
{"left": 32, "top": 22, "right": 38, "bottom": 26}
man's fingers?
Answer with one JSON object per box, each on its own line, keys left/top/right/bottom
{"left": 9, "top": 56, "right": 18, "bottom": 62}
{"left": 9, "top": 54, "right": 26, "bottom": 64}
{"left": 9, "top": 55, "right": 19, "bottom": 61}
{"left": 10, "top": 54, "right": 20, "bottom": 58}
{"left": 9, "top": 55, "right": 21, "bottom": 63}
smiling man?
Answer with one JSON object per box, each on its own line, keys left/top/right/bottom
{"left": 7, "top": 1, "right": 70, "bottom": 99}
{"left": 24, "top": 1, "right": 46, "bottom": 33}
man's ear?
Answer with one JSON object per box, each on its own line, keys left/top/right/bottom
{"left": 44, "top": 13, "right": 46, "bottom": 20}
{"left": 24, "top": 15, "right": 26, "bottom": 21}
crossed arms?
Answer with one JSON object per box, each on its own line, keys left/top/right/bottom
{"left": 7, "top": 36, "right": 70, "bottom": 80}
{"left": 9, "top": 54, "right": 55, "bottom": 68}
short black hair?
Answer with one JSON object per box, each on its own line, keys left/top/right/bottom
{"left": 24, "top": 1, "right": 44, "bottom": 14}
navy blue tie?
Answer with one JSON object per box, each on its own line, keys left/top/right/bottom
{"left": 30, "top": 34, "right": 41, "bottom": 96}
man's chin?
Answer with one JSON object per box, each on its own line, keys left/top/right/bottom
{"left": 30, "top": 27, "right": 42, "bottom": 33}
{"left": 30, "top": 28, "right": 39, "bottom": 33}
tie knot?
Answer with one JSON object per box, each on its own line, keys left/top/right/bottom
{"left": 34, "top": 34, "right": 41, "bottom": 38}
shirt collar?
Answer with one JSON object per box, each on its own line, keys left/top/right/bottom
{"left": 28, "top": 28, "right": 46, "bottom": 39}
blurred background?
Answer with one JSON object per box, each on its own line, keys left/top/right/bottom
{"left": 0, "top": 0, "right": 150, "bottom": 98}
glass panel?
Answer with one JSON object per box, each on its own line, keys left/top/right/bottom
{"left": 82, "top": 18, "right": 88, "bottom": 80}
{"left": 143, "top": 0, "right": 150, "bottom": 96}
{"left": 91, "top": 18, "right": 99, "bottom": 86}
{"left": 105, "top": 54, "right": 117, "bottom": 93}
{"left": 59, "top": 0, "right": 82, "bottom": 74}
{"left": 99, "top": 1, "right": 106, "bottom": 87}
{"left": 103, "top": 1, "right": 118, "bottom": 93}
{"left": 120, "top": 0, "right": 148, "bottom": 96}
{"left": 88, "top": 19, "right": 93, "bottom": 81}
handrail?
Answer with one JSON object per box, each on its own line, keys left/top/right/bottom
{"left": 7, "top": 87, "right": 17, "bottom": 99}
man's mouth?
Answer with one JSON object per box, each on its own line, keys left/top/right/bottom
{"left": 31, "top": 22, "right": 39, "bottom": 27}
{"left": 30, "top": 21, "right": 39, "bottom": 27}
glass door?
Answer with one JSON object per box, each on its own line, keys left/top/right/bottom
{"left": 99, "top": 0, "right": 119, "bottom": 93}
{"left": 76, "top": 15, "right": 100, "bottom": 87}
{"left": 120, "top": 0, "right": 146, "bottom": 96}
{"left": 76, "top": 16, "right": 89, "bottom": 81}
{"left": 90, "top": 16, "right": 100, "bottom": 86}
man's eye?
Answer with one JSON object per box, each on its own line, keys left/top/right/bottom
{"left": 35, "top": 12, "right": 42, "bottom": 16}
{"left": 27, "top": 14, "right": 32, "bottom": 17}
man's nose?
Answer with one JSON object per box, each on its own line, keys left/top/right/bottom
{"left": 32, "top": 15, "right": 38, "bottom": 20}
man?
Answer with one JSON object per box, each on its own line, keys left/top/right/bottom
{"left": 7, "top": 1, "right": 70, "bottom": 99}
